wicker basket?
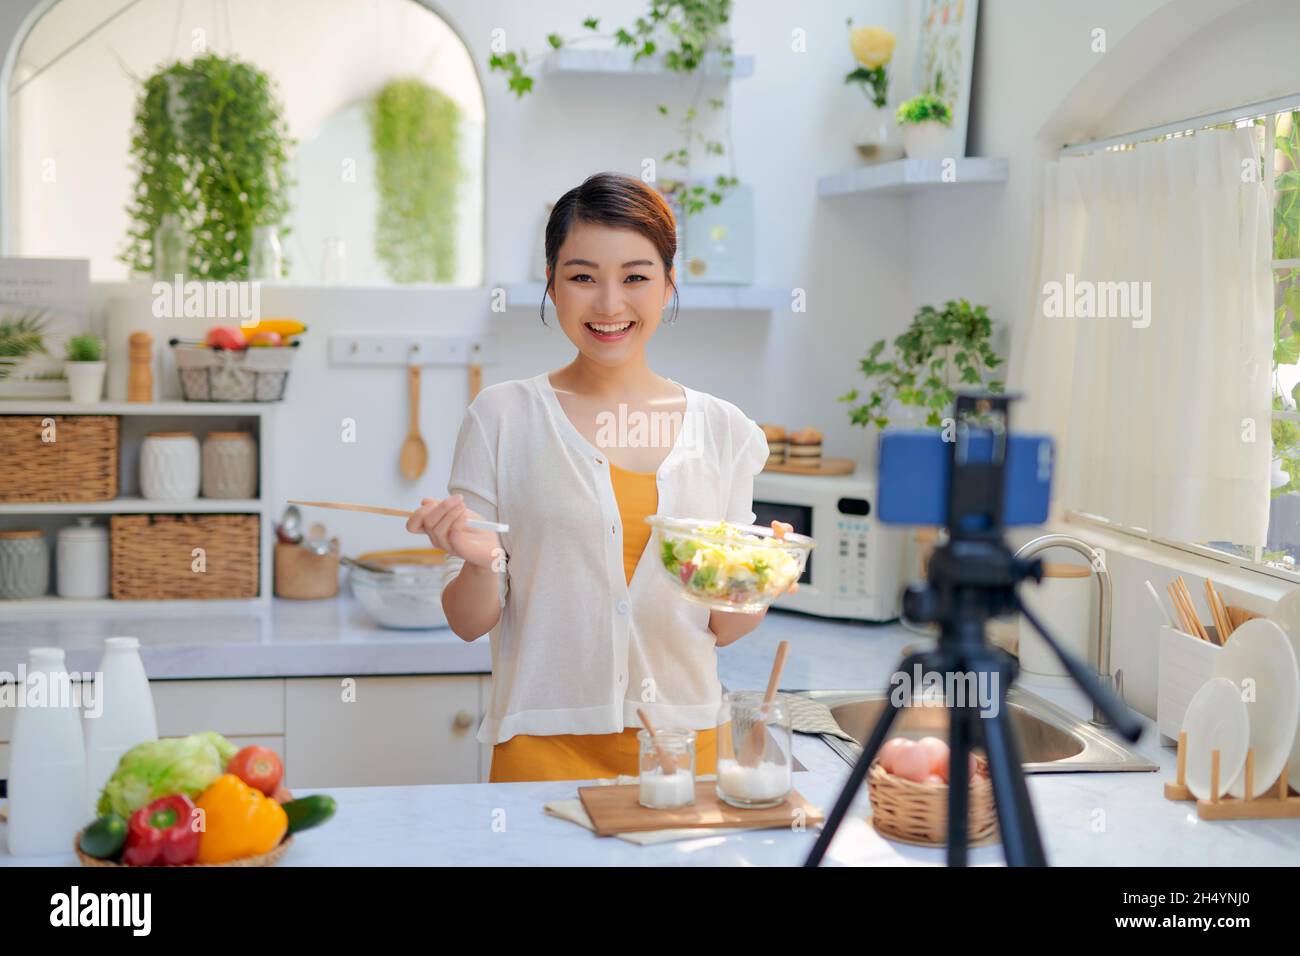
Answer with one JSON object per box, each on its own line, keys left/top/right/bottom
{"left": 868, "top": 754, "right": 999, "bottom": 847}
{"left": 75, "top": 832, "right": 292, "bottom": 867}
{"left": 110, "top": 513, "right": 260, "bottom": 600}
{"left": 171, "top": 340, "right": 298, "bottom": 402}
{"left": 0, "top": 415, "right": 118, "bottom": 501}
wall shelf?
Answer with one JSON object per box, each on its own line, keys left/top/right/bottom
{"left": 0, "top": 400, "right": 275, "bottom": 416}
{"left": 0, "top": 402, "right": 277, "bottom": 610}
{"left": 503, "top": 281, "right": 786, "bottom": 315}
{"left": 542, "top": 48, "right": 753, "bottom": 79}
{"left": 0, "top": 497, "right": 262, "bottom": 515}
{"left": 817, "top": 157, "right": 1009, "bottom": 198}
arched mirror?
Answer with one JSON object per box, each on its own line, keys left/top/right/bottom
{"left": 6, "top": 0, "right": 485, "bottom": 285}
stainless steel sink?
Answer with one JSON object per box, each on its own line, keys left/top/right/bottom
{"left": 792, "top": 686, "right": 1157, "bottom": 773}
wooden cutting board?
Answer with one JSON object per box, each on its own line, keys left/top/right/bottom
{"left": 578, "top": 781, "right": 823, "bottom": 836}
{"left": 763, "top": 457, "right": 856, "bottom": 476}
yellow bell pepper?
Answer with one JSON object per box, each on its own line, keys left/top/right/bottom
{"left": 195, "top": 773, "right": 288, "bottom": 863}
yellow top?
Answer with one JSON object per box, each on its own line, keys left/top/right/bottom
{"left": 609, "top": 461, "right": 659, "bottom": 585}
{"left": 488, "top": 460, "right": 722, "bottom": 783}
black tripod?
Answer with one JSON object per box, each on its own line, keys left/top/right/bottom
{"left": 804, "top": 396, "right": 1143, "bottom": 867}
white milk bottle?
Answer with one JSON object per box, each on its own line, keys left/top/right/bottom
{"left": 84, "top": 636, "right": 158, "bottom": 816}
{"left": 7, "top": 647, "right": 87, "bottom": 856}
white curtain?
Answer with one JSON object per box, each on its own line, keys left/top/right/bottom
{"left": 1019, "top": 127, "right": 1273, "bottom": 547}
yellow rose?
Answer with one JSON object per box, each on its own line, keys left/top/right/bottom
{"left": 849, "top": 26, "right": 896, "bottom": 70}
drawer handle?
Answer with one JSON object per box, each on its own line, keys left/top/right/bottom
{"left": 453, "top": 710, "right": 474, "bottom": 731}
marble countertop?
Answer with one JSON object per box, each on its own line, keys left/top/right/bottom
{"left": 3, "top": 603, "right": 1299, "bottom": 865}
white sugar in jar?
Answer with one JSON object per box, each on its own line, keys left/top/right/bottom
{"left": 638, "top": 728, "right": 696, "bottom": 810}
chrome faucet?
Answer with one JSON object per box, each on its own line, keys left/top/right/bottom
{"left": 1014, "top": 533, "right": 1120, "bottom": 728}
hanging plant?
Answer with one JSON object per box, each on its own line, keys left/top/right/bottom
{"left": 367, "top": 78, "right": 462, "bottom": 284}
{"left": 487, "top": 0, "right": 739, "bottom": 216}
{"left": 121, "top": 53, "right": 294, "bottom": 280}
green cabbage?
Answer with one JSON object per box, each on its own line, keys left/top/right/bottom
{"left": 96, "top": 732, "right": 238, "bottom": 818}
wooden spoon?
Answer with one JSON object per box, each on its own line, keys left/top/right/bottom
{"left": 636, "top": 707, "right": 679, "bottom": 776}
{"left": 739, "top": 640, "right": 790, "bottom": 767}
{"left": 399, "top": 364, "right": 428, "bottom": 481}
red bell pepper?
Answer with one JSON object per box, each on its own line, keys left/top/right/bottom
{"left": 122, "top": 794, "right": 200, "bottom": 866}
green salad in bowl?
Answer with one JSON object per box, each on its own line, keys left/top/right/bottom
{"left": 645, "top": 516, "right": 815, "bottom": 613}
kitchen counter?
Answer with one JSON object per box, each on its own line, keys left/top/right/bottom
{"left": 3, "top": 605, "right": 1300, "bottom": 865}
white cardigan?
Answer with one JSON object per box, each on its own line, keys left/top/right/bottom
{"left": 442, "top": 372, "right": 770, "bottom": 745}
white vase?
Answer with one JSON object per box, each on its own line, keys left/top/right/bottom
{"left": 64, "top": 361, "right": 106, "bottom": 404}
{"left": 140, "top": 431, "right": 200, "bottom": 500}
{"left": 901, "top": 120, "right": 949, "bottom": 160}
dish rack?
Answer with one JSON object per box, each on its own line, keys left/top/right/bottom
{"left": 169, "top": 339, "right": 299, "bottom": 402}
{"left": 1163, "top": 730, "right": 1300, "bottom": 820}
{"left": 1155, "top": 606, "right": 1260, "bottom": 745}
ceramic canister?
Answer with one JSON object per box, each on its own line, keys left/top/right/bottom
{"left": 0, "top": 529, "right": 49, "bottom": 599}
{"left": 202, "top": 431, "right": 257, "bottom": 499}
{"left": 140, "top": 431, "right": 200, "bottom": 500}
{"left": 56, "top": 517, "right": 109, "bottom": 599}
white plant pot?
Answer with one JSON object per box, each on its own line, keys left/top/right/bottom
{"left": 64, "top": 361, "right": 106, "bottom": 404}
{"left": 901, "top": 120, "right": 949, "bottom": 160}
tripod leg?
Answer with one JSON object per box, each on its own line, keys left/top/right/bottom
{"left": 804, "top": 656, "right": 920, "bottom": 867}
{"left": 978, "top": 693, "right": 1047, "bottom": 866}
{"left": 946, "top": 701, "right": 971, "bottom": 867}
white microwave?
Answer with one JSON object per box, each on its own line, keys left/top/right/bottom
{"left": 752, "top": 470, "right": 903, "bottom": 622}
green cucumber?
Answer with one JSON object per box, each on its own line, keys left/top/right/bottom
{"left": 282, "top": 795, "right": 336, "bottom": 834}
{"left": 79, "top": 814, "right": 128, "bottom": 859}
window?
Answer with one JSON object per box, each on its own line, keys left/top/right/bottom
{"left": 6, "top": 0, "right": 485, "bottom": 285}
{"left": 1068, "top": 103, "right": 1300, "bottom": 583}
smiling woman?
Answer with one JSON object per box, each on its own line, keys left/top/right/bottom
{"left": 403, "top": 172, "right": 790, "bottom": 783}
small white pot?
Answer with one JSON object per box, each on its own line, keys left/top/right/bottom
{"left": 901, "top": 120, "right": 949, "bottom": 160}
{"left": 64, "top": 361, "right": 106, "bottom": 404}
{"left": 140, "top": 432, "right": 201, "bottom": 500}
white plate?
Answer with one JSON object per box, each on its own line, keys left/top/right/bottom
{"left": 1212, "top": 617, "right": 1300, "bottom": 797}
{"left": 1269, "top": 588, "right": 1300, "bottom": 783}
{"left": 1181, "top": 677, "right": 1249, "bottom": 801}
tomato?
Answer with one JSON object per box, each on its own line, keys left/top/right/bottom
{"left": 227, "top": 745, "right": 284, "bottom": 796}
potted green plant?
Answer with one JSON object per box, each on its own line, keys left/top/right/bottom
{"left": 896, "top": 91, "right": 953, "bottom": 160}
{"left": 0, "top": 311, "right": 49, "bottom": 383}
{"left": 121, "top": 53, "right": 293, "bottom": 281}
{"left": 838, "top": 299, "right": 1004, "bottom": 435}
{"left": 64, "top": 334, "right": 106, "bottom": 404}
{"left": 845, "top": 20, "right": 899, "bottom": 162}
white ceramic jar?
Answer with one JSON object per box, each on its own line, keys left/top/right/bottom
{"left": 202, "top": 431, "right": 257, "bottom": 499}
{"left": 56, "top": 518, "right": 109, "bottom": 599}
{"left": 140, "top": 431, "right": 200, "bottom": 500}
{"left": 0, "top": 528, "right": 49, "bottom": 599}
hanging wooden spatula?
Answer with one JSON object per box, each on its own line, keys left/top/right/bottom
{"left": 399, "top": 364, "right": 428, "bottom": 481}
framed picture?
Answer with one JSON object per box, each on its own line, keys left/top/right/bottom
{"left": 0, "top": 258, "right": 90, "bottom": 398}
{"left": 910, "top": 0, "right": 980, "bottom": 158}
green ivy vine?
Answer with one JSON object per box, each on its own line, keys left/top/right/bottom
{"left": 121, "top": 53, "right": 294, "bottom": 280}
{"left": 487, "top": 0, "right": 739, "bottom": 217}
{"left": 367, "top": 78, "right": 462, "bottom": 284}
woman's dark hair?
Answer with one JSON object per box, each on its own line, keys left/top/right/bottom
{"left": 541, "top": 171, "right": 679, "bottom": 326}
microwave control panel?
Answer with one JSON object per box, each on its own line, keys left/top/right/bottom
{"left": 834, "top": 517, "right": 873, "bottom": 597}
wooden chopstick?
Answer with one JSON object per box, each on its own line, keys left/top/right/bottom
{"left": 288, "top": 499, "right": 509, "bottom": 533}
{"left": 1201, "top": 580, "right": 1222, "bottom": 647}
{"left": 740, "top": 640, "right": 790, "bottom": 767}
{"left": 1175, "top": 577, "right": 1210, "bottom": 642}
{"left": 1167, "top": 581, "right": 1202, "bottom": 640}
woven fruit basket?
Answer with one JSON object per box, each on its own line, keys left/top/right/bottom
{"left": 74, "top": 832, "right": 292, "bottom": 868}
{"left": 170, "top": 339, "right": 299, "bottom": 402}
{"left": 868, "top": 754, "right": 999, "bottom": 847}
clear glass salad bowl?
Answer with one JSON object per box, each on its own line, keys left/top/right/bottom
{"left": 645, "top": 516, "right": 815, "bottom": 613}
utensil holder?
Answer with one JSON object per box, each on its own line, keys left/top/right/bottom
{"left": 274, "top": 540, "right": 339, "bottom": 600}
{"left": 1157, "top": 624, "right": 1222, "bottom": 745}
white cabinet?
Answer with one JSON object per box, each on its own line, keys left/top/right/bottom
{"left": 0, "top": 674, "right": 487, "bottom": 787}
{"left": 285, "top": 675, "right": 482, "bottom": 788}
